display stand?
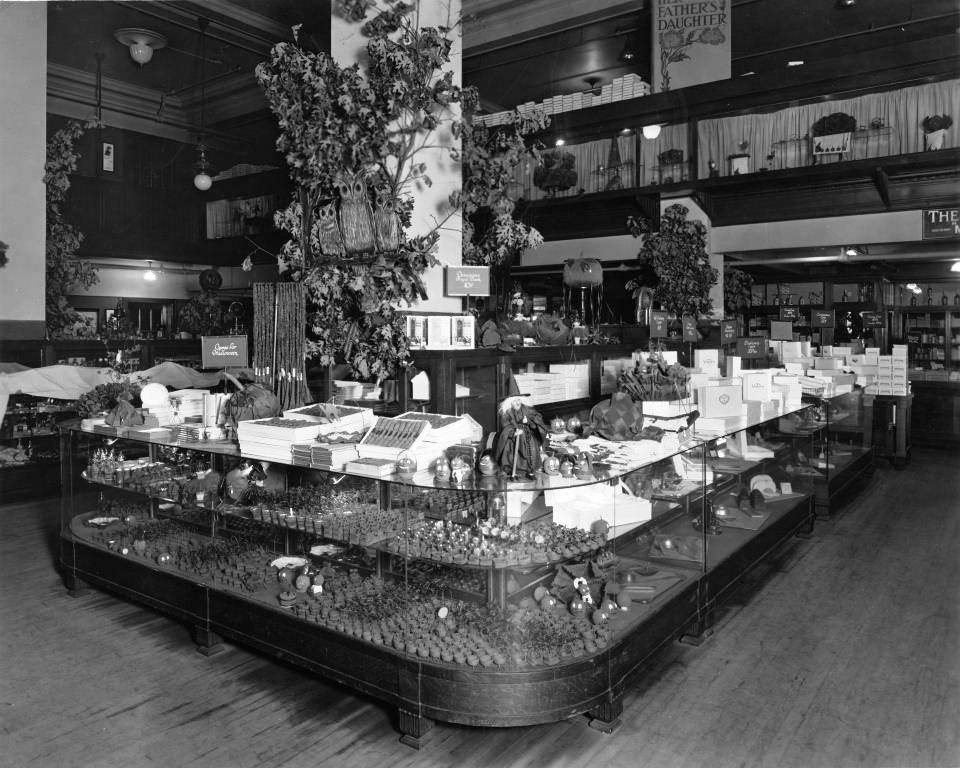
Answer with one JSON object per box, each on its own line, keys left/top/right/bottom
{"left": 58, "top": 396, "right": 839, "bottom": 746}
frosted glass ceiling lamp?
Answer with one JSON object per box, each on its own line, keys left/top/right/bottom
{"left": 951, "top": 261, "right": 960, "bottom": 273}
{"left": 193, "top": 144, "right": 213, "bottom": 191}
{"left": 114, "top": 28, "right": 168, "bottom": 66}
{"left": 143, "top": 261, "right": 159, "bottom": 282}
{"left": 642, "top": 124, "right": 661, "bottom": 140}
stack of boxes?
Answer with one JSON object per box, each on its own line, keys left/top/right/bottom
{"left": 875, "top": 345, "right": 909, "bottom": 395}
{"left": 473, "top": 75, "right": 651, "bottom": 127}
{"left": 514, "top": 362, "right": 590, "bottom": 405}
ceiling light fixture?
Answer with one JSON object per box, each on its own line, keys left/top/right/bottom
{"left": 836, "top": 0, "right": 856, "bottom": 7}
{"left": 951, "top": 261, "right": 960, "bottom": 272}
{"left": 787, "top": 60, "right": 805, "bottom": 67}
{"left": 113, "top": 28, "right": 168, "bottom": 66}
{"left": 193, "top": 17, "right": 214, "bottom": 192}
{"left": 844, "top": 246, "right": 859, "bottom": 257}
{"left": 143, "top": 260, "right": 159, "bottom": 282}
{"left": 555, "top": 138, "right": 565, "bottom": 147}
{"left": 619, "top": 35, "right": 638, "bottom": 63}
{"left": 642, "top": 124, "right": 662, "bottom": 140}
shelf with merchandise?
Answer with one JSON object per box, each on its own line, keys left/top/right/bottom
{"left": 59, "top": 392, "right": 860, "bottom": 742}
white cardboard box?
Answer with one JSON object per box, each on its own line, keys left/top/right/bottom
{"left": 699, "top": 384, "right": 744, "bottom": 418}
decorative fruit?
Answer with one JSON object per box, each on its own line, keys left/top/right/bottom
{"left": 568, "top": 596, "right": 587, "bottom": 618}
{"left": 550, "top": 417, "right": 566, "bottom": 433}
{"left": 277, "top": 567, "right": 296, "bottom": 587}
{"left": 542, "top": 454, "right": 560, "bottom": 475}
{"left": 156, "top": 552, "right": 172, "bottom": 565}
{"left": 566, "top": 416, "right": 582, "bottom": 433}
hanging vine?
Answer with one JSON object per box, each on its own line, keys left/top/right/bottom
{"left": 255, "top": 2, "right": 462, "bottom": 380}
{"left": 45, "top": 120, "right": 99, "bottom": 338}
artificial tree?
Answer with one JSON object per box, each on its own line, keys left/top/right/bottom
{"left": 460, "top": 86, "right": 546, "bottom": 314}
{"left": 256, "top": 2, "right": 461, "bottom": 380}
{"left": 628, "top": 203, "right": 718, "bottom": 320}
{"left": 45, "top": 120, "right": 99, "bottom": 338}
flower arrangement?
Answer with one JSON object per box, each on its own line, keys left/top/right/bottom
{"left": 177, "top": 292, "right": 224, "bottom": 336}
{"left": 76, "top": 380, "right": 141, "bottom": 418}
{"left": 922, "top": 114, "right": 953, "bottom": 151}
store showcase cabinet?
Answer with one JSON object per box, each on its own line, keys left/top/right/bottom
{"left": 59, "top": 394, "right": 864, "bottom": 746}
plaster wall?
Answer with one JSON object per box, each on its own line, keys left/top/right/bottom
{"left": 0, "top": 3, "right": 47, "bottom": 339}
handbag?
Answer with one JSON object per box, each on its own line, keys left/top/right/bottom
{"left": 588, "top": 391, "right": 646, "bottom": 441}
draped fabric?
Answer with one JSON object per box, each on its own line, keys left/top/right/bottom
{"left": 696, "top": 79, "right": 960, "bottom": 177}
{"left": 510, "top": 79, "right": 958, "bottom": 199}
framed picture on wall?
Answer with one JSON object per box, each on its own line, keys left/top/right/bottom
{"left": 74, "top": 309, "right": 99, "bottom": 338}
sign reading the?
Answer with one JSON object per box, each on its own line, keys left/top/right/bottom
{"left": 444, "top": 266, "right": 491, "bottom": 296}
{"left": 650, "top": 311, "right": 669, "bottom": 338}
{"left": 922, "top": 208, "right": 960, "bottom": 240}
{"left": 810, "top": 310, "right": 835, "bottom": 328}
{"left": 681, "top": 315, "right": 698, "bottom": 341}
{"left": 736, "top": 337, "right": 766, "bottom": 359}
{"left": 201, "top": 335, "right": 249, "bottom": 369}
{"left": 720, "top": 319, "right": 738, "bottom": 344}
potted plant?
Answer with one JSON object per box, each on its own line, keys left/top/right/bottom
{"left": 723, "top": 265, "right": 754, "bottom": 333}
{"left": 628, "top": 203, "right": 718, "bottom": 327}
{"left": 922, "top": 114, "right": 953, "bottom": 151}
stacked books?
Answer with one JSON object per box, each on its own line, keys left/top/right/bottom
{"left": 237, "top": 417, "right": 327, "bottom": 462}
{"left": 343, "top": 457, "right": 399, "bottom": 478}
{"left": 283, "top": 403, "right": 374, "bottom": 435}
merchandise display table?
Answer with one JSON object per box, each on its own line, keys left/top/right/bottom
{"left": 58, "top": 397, "right": 845, "bottom": 746}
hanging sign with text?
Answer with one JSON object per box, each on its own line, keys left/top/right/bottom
{"left": 922, "top": 208, "right": 960, "bottom": 240}
{"left": 651, "top": 0, "right": 731, "bottom": 94}
{"left": 770, "top": 320, "right": 794, "bottom": 341}
{"left": 779, "top": 304, "right": 800, "bottom": 321}
{"left": 681, "top": 316, "right": 698, "bottom": 341}
{"left": 736, "top": 337, "right": 766, "bottom": 359}
{"left": 650, "top": 311, "right": 669, "bottom": 338}
{"left": 444, "top": 266, "right": 491, "bottom": 296}
{"left": 201, "top": 336, "right": 249, "bottom": 369}
{"left": 860, "top": 311, "right": 884, "bottom": 328}
{"left": 810, "top": 309, "right": 835, "bottom": 328}
{"left": 720, "top": 319, "right": 738, "bottom": 344}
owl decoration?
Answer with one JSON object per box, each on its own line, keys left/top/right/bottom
{"left": 336, "top": 171, "right": 377, "bottom": 256}
{"left": 372, "top": 188, "right": 401, "bottom": 253}
{"left": 314, "top": 202, "right": 344, "bottom": 258}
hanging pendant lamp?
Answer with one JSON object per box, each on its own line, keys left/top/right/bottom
{"left": 193, "top": 17, "right": 214, "bottom": 191}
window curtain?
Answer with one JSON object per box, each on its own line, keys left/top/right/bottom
{"left": 697, "top": 79, "right": 959, "bottom": 177}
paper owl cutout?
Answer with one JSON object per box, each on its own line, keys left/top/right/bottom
{"left": 372, "top": 188, "right": 401, "bottom": 253}
{"left": 315, "top": 202, "right": 344, "bottom": 258}
{"left": 336, "top": 171, "right": 377, "bottom": 255}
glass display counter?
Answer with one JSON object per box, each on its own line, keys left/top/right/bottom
{"left": 59, "top": 396, "right": 854, "bottom": 746}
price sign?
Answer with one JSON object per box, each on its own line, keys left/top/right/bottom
{"left": 650, "top": 311, "right": 669, "bottom": 338}
{"left": 861, "top": 310, "right": 884, "bottom": 328}
{"left": 201, "top": 335, "right": 249, "bottom": 369}
{"left": 736, "top": 337, "right": 766, "bottom": 359}
{"left": 720, "top": 320, "right": 738, "bottom": 344}
{"left": 779, "top": 304, "right": 800, "bottom": 321}
{"left": 444, "top": 266, "right": 491, "bottom": 296}
{"left": 770, "top": 320, "right": 794, "bottom": 341}
{"left": 681, "top": 316, "right": 698, "bottom": 341}
{"left": 810, "top": 309, "right": 835, "bottom": 328}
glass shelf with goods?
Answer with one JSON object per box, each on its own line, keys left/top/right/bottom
{"left": 59, "top": 394, "right": 845, "bottom": 739}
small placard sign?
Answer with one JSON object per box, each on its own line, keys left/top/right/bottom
{"left": 720, "top": 320, "right": 738, "bottom": 344}
{"left": 779, "top": 304, "right": 800, "bottom": 321}
{"left": 861, "top": 310, "right": 884, "bottom": 328}
{"left": 736, "top": 337, "right": 766, "bottom": 359}
{"left": 681, "top": 316, "right": 698, "bottom": 342}
{"left": 810, "top": 309, "right": 835, "bottom": 328}
{"left": 201, "top": 335, "right": 249, "bottom": 369}
{"left": 444, "top": 266, "right": 491, "bottom": 296}
{"left": 650, "top": 311, "right": 669, "bottom": 338}
{"left": 770, "top": 320, "right": 794, "bottom": 341}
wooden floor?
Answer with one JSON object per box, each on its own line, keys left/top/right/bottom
{"left": 1, "top": 448, "right": 958, "bottom": 768}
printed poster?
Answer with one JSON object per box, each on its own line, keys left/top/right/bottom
{"left": 651, "top": 0, "right": 732, "bottom": 93}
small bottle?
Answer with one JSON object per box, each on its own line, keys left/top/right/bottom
{"left": 942, "top": 292, "right": 949, "bottom": 306}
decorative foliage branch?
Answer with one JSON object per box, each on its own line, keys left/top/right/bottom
{"left": 45, "top": 120, "right": 99, "bottom": 338}
{"left": 723, "top": 265, "right": 754, "bottom": 315}
{"left": 460, "top": 86, "right": 546, "bottom": 266}
{"left": 628, "top": 203, "right": 718, "bottom": 318}
{"left": 255, "top": 1, "right": 461, "bottom": 379}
